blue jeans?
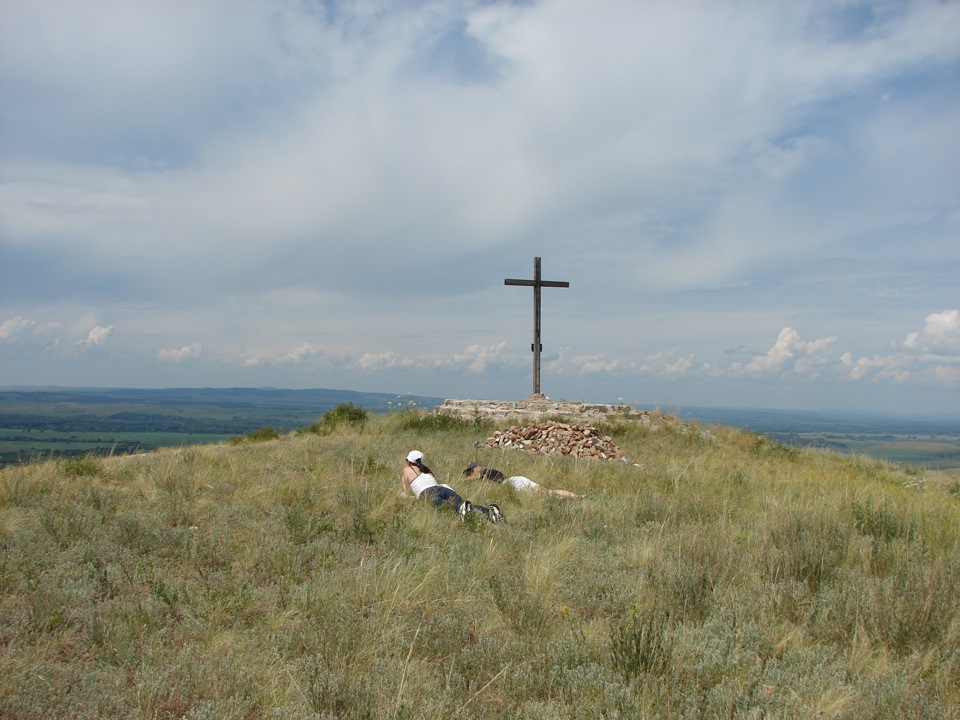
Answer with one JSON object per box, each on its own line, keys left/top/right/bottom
{"left": 421, "top": 486, "right": 496, "bottom": 519}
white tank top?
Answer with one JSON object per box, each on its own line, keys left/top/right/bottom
{"left": 410, "top": 471, "right": 439, "bottom": 499}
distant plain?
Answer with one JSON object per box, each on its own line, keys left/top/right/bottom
{"left": 1, "top": 387, "right": 957, "bottom": 472}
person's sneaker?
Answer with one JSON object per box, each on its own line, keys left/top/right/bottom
{"left": 488, "top": 503, "right": 504, "bottom": 524}
{"left": 458, "top": 500, "right": 472, "bottom": 522}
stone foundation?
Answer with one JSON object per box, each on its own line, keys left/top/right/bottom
{"left": 435, "top": 393, "right": 651, "bottom": 425}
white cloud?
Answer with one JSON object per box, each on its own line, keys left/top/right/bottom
{"left": 904, "top": 309, "right": 960, "bottom": 352}
{"left": 840, "top": 352, "right": 910, "bottom": 384}
{"left": 453, "top": 342, "right": 507, "bottom": 373}
{"left": 158, "top": 343, "right": 203, "bottom": 362}
{"left": 1, "top": 2, "right": 958, "bottom": 413}
{"left": 840, "top": 337, "right": 960, "bottom": 386}
{"left": 354, "top": 351, "right": 415, "bottom": 372}
{"left": 234, "top": 342, "right": 325, "bottom": 368}
{"left": 877, "top": 364, "right": 910, "bottom": 383}
{"left": 887, "top": 309, "right": 960, "bottom": 387}
{"left": 75, "top": 325, "right": 113, "bottom": 350}
{"left": 568, "top": 349, "right": 699, "bottom": 379}
{"left": 572, "top": 353, "right": 631, "bottom": 376}
{"left": 0, "top": 316, "right": 35, "bottom": 341}
{"left": 734, "top": 328, "right": 836, "bottom": 376}
{"left": 638, "top": 350, "right": 702, "bottom": 378}
{"left": 839, "top": 352, "right": 872, "bottom": 379}
{"left": 278, "top": 343, "right": 322, "bottom": 366}
{"left": 664, "top": 354, "right": 695, "bottom": 377}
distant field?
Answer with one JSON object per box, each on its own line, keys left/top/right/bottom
{"left": 1, "top": 388, "right": 957, "bottom": 471}
{"left": 0, "top": 429, "right": 234, "bottom": 464}
{"left": 777, "top": 434, "right": 960, "bottom": 470}
{"left": 0, "top": 386, "right": 444, "bottom": 466}
{"left": 675, "top": 406, "right": 960, "bottom": 472}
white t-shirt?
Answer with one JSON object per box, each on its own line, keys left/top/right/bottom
{"left": 505, "top": 475, "right": 538, "bottom": 491}
{"left": 409, "top": 471, "right": 439, "bottom": 499}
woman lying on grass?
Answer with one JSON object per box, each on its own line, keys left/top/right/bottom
{"left": 463, "top": 462, "right": 587, "bottom": 499}
{"left": 402, "top": 451, "right": 504, "bottom": 523}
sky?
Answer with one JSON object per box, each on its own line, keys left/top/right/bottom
{"left": 1, "top": 0, "right": 959, "bottom": 416}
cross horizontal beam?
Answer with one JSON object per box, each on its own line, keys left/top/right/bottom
{"left": 504, "top": 278, "right": 570, "bottom": 288}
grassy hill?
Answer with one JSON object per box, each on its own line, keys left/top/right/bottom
{"left": 1, "top": 409, "right": 958, "bottom": 719}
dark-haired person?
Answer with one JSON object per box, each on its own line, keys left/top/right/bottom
{"left": 463, "top": 462, "right": 586, "bottom": 499}
{"left": 402, "top": 451, "right": 504, "bottom": 523}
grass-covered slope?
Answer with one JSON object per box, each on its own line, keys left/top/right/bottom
{"left": 1, "top": 411, "right": 958, "bottom": 719}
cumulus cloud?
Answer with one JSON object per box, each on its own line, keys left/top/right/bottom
{"left": 833, "top": 310, "right": 960, "bottom": 386}
{"left": 571, "top": 353, "right": 630, "bottom": 376}
{"left": 75, "top": 325, "right": 113, "bottom": 350}
{"left": 733, "top": 328, "right": 836, "bottom": 376}
{"left": 839, "top": 351, "right": 911, "bottom": 384}
{"left": 158, "top": 343, "right": 203, "bottom": 362}
{"left": 453, "top": 342, "right": 507, "bottom": 373}
{"left": 639, "top": 350, "right": 704, "bottom": 378}
{"left": 354, "top": 351, "right": 415, "bottom": 371}
{"left": 277, "top": 343, "right": 322, "bottom": 365}
{"left": 569, "top": 349, "right": 699, "bottom": 378}
{"left": 904, "top": 309, "right": 960, "bottom": 352}
{"left": 0, "top": 316, "right": 35, "bottom": 341}
{"left": 345, "top": 343, "right": 517, "bottom": 374}
{"left": 841, "top": 352, "right": 888, "bottom": 381}
{"left": 236, "top": 342, "right": 325, "bottom": 367}
{"left": 663, "top": 354, "right": 695, "bottom": 377}
{"left": 896, "top": 309, "right": 960, "bottom": 388}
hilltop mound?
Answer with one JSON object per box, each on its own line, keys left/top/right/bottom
{"left": 2, "top": 411, "right": 957, "bottom": 718}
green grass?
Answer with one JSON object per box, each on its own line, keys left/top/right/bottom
{"left": 1, "top": 412, "right": 958, "bottom": 718}
{"left": 0, "top": 429, "right": 235, "bottom": 462}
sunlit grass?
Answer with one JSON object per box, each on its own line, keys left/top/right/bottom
{"left": 1, "top": 411, "right": 958, "bottom": 718}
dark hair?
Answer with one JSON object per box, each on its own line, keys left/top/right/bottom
{"left": 466, "top": 464, "right": 505, "bottom": 482}
{"left": 412, "top": 457, "right": 433, "bottom": 475}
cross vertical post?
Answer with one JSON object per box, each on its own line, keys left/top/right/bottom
{"left": 504, "top": 257, "right": 570, "bottom": 396}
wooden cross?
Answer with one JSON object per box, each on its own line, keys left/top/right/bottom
{"left": 504, "top": 257, "right": 570, "bottom": 397}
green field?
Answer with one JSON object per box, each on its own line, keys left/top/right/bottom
{"left": 756, "top": 433, "right": 960, "bottom": 471}
{"left": 815, "top": 437, "right": 960, "bottom": 468}
{"left": 0, "top": 429, "right": 235, "bottom": 463}
{"left": 1, "top": 388, "right": 958, "bottom": 471}
{"left": 0, "top": 387, "right": 444, "bottom": 466}
{"left": 677, "top": 406, "right": 960, "bottom": 472}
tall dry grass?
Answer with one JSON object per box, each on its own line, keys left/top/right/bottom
{"left": 0, "top": 410, "right": 957, "bottom": 718}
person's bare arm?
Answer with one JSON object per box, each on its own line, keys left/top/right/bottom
{"left": 401, "top": 466, "right": 417, "bottom": 496}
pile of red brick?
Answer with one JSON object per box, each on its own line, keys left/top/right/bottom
{"left": 484, "top": 421, "right": 625, "bottom": 460}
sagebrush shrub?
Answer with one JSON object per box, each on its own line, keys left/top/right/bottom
{"left": 610, "top": 607, "right": 675, "bottom": 680}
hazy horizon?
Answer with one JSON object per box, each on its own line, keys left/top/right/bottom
{"left": 3, "top": 384, "right": 958, "bottom": 422}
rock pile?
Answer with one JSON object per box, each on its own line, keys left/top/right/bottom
{"left": 484, "top": 421, "right": 626, "bottom": 460}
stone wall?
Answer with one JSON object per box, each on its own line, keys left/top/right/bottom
{"left": 435, "top": 394, "right": 651, "bottom": 425}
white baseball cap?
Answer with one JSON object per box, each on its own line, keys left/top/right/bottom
{"left": 406, "top": 450, "right": 423, "bottom": 463}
